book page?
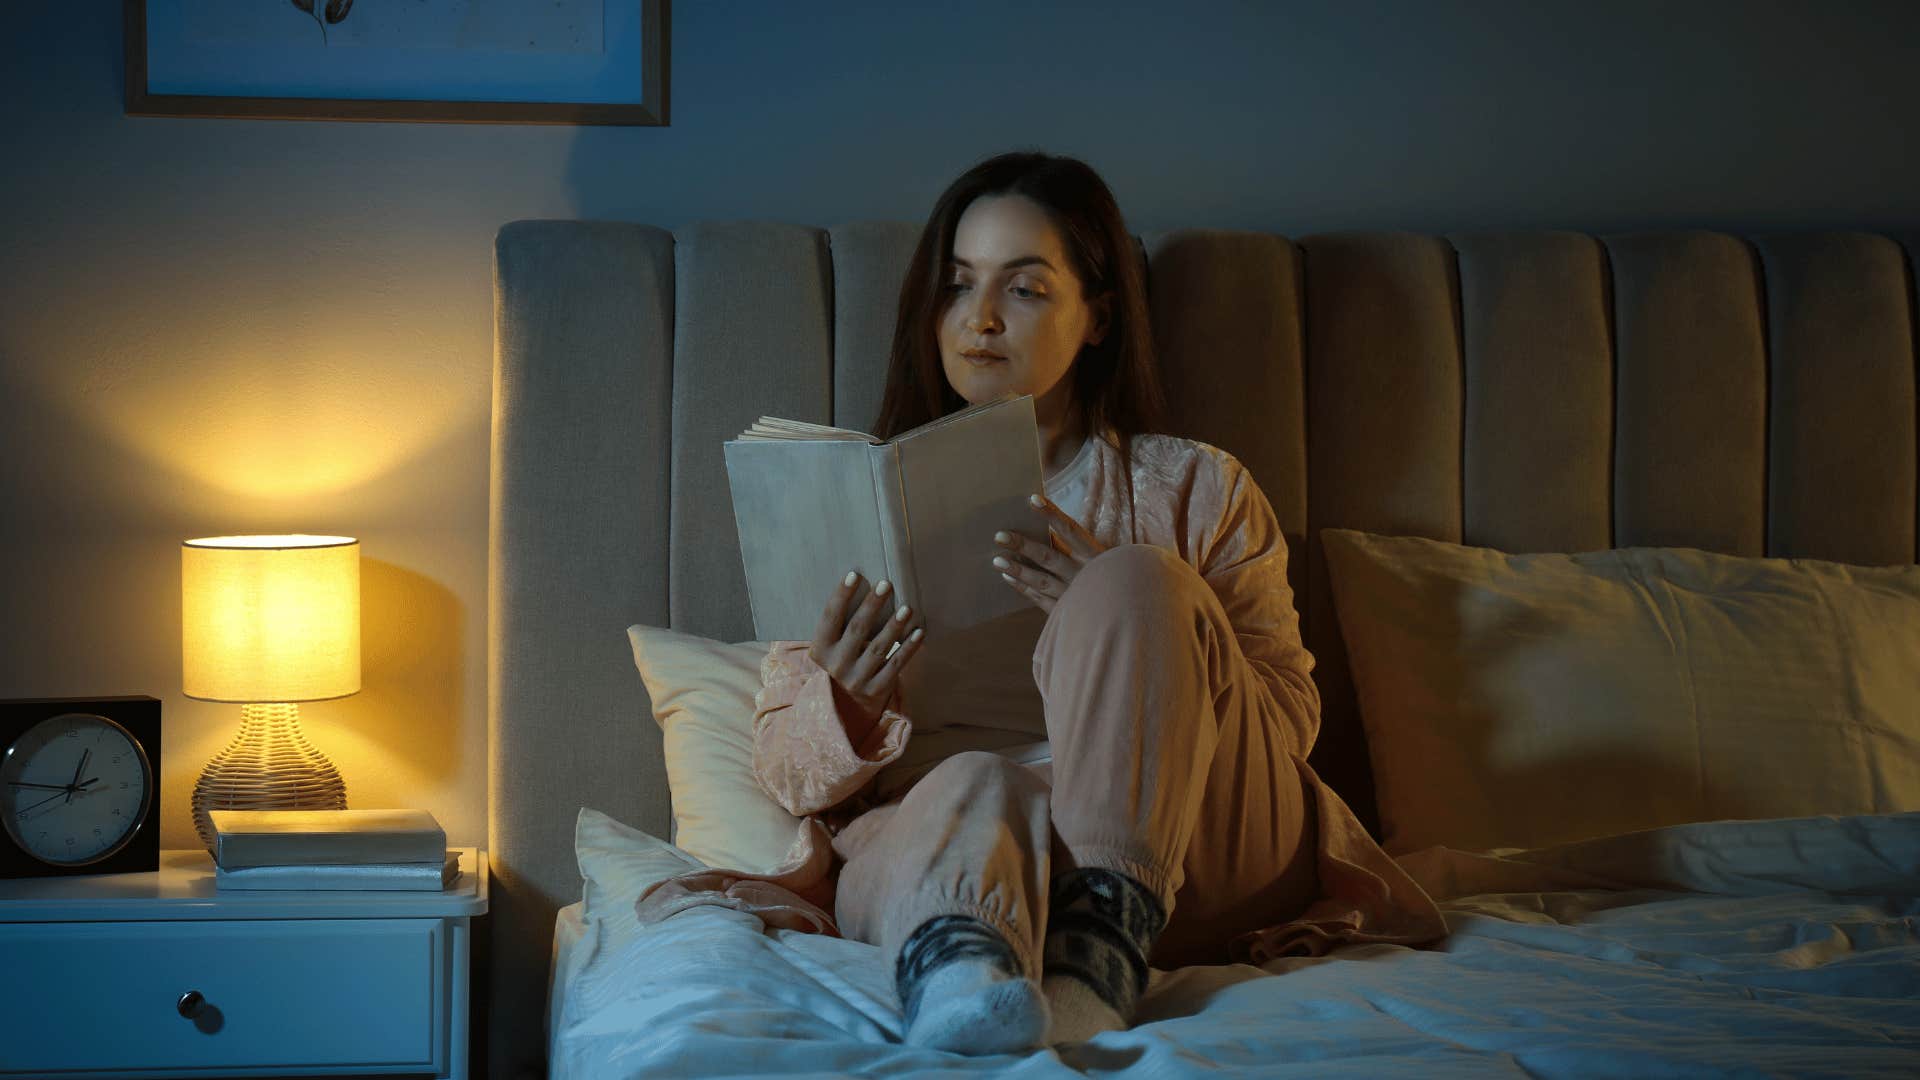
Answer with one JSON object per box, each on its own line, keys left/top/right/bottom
{"left": 738, "top": 416, "right": 877, "bottom": 442}
{"left": 738, "top": 396, "right": 1018, "bottom": 443}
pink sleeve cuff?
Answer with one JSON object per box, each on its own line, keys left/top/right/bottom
{"left": 751, "top": 642, "right": 910, "bottom": 816}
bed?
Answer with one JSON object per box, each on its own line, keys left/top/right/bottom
{"left": 488, "top": 222, "right": 1920, "bottom": 1077}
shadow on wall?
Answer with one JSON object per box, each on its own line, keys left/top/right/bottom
{"left": 333, "top": 556, "right": 466, "bottom": 794}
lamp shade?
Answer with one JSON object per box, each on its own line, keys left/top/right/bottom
{"left": 182, "top": 535, "right": 361, "bottom": 703}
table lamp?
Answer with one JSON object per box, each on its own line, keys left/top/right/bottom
{"left": 182, "top": 534, "right": 360, "bottom": 850}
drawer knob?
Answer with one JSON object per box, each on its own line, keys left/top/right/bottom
{"left": 176, "top": 990, "right": 205, "bottom": 1019}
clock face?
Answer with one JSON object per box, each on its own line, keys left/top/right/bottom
{"left": 1, "top": 712, "right": 153, "bottom": 866}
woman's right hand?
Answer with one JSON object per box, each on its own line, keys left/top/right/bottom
{"left": 809, "top": 571, "right": 925, "bottom": 726}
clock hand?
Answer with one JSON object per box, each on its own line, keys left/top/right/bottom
{"left": 7, "top": 781, "right": 73, "bottom": 791}
{"left": 19, "top": 789, "right": 73, "bottom": 815}
{"left": 66, "top": 750, "right": 91, "bottom": 804}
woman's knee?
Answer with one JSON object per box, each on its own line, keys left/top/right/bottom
{"left": 915, "top": 751, "right": 1043, "bottom": 804}
{"left": 1058, "top": 543, "right": 1205, "bottom": 623}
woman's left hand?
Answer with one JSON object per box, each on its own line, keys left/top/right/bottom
{"left": 992, "top": 492, "right": 1108, "bottom": 614}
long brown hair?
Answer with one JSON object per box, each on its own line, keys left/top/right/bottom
{"left": 873, "top": 151, "right": 1164, "bottom": 479}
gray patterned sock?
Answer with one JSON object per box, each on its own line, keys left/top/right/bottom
{"left": 1041, "top": 868, "right": 1166, "bottom": 1025}
{"left": 895, "top": 915, "right": 1048, "bottom": 1054}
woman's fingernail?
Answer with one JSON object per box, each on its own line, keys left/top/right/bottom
{"left": 994, "top": 531, "right": 1012, "bottom": 544}
{"left": 1029, "top": 493, "right": 1045, "bottom": 507}
{"left": 895, "top": 605, "right": 909, "bottom": 622}
{"left": 843, "top": 571, "right": 858, "bottom": 587}
{"left": 875, "top": 579, "right": 891, "bottom": 596}
{"left": 991, "top": 556, "right": 1010, "bottom": 570}
{"left": 1000, "top": 573, "right": 1017, "bottom": 585}
{"left": 909, "top": 628, "right": 924, "bottom": 641}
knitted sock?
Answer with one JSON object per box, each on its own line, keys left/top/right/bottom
{"left": 896, "top": 915, "right": 1049, "bottom": 1055}
{"left": 1041, "top": 971, "right": 1124, "bottom": 1044}
{"left": 1041, "top": 868, "right": 1166, "bottom": 1044}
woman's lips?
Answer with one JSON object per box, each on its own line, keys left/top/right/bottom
{"left": 962, "top": 351, "right": 1007, "bottom": 366}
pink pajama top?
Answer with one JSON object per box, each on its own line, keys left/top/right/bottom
{"left": 638, "top": 431, "right": 1447, "bottom": 960}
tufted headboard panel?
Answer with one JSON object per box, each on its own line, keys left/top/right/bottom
{"left": 487, "top": 221, "right": 1919, "bottom": 1075}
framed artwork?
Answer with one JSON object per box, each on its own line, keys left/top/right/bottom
{"left": 124, "top": 0, "right": 668, "bottom": 125}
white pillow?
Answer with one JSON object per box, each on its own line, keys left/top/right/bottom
{"left": 1322, "top": 529, "right": 1920, "bottom": 855}
{"left": 625, "top": 624, "right": 804, "bottom": 872}
{"left": 573, "top": 806, "right": 702, "bottom": 941}
{"left": 568, "top": 807, "right": 728, "bottom": 1027}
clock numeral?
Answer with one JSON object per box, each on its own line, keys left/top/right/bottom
{"left": 92, "top": 826, "right": 103, "bottom": 835}
{"left": 112, "top": 808, "right": 123, "bottom": 816}
{"left": 64, "top": 837, "right": 75, "bottom": 846}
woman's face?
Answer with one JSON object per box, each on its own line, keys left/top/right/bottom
{"left": 937, "top": 194, "right": 1109, "bottom": 420}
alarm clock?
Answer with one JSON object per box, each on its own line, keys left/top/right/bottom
{"left": 1, "top": 697, "right": 161, "bottom": 877}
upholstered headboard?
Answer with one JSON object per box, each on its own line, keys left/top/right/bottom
{"left": 487, "top": 221, "right": 1919, "bottom": 1076}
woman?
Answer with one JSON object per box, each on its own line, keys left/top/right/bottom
{"left": 649, "top": 151, "right": 1444, "bottom": 1054}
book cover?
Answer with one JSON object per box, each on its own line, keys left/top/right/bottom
{"left": 891, "top": 397, "right": 1050, "bottom": 638}
{"left": 724, "top": 438, "right": 897, "bottom": 640}
{"left": 723, "top": 395, "right": 1045, "bottom": 641}
{"left": 209, "top": 808, "right": 447, "bottom": 869}
{"left": 214, "top": 850, "right": 462, "bottom": 891}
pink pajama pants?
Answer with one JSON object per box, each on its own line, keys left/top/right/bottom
{"left": 832, "top": 543, "right": 1320, "bottom": 972}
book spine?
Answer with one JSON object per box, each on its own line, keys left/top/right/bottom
{"left": 868, "top": 443, "right": 918, "bottom": 613}
{"left": 215, "top": 830, "right": 447, "bottom": 870}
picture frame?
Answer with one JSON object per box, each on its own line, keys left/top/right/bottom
{"left": 124, "top": 0, "right": 668, "bottom": 126}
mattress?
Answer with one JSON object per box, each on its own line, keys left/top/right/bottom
{"left": 547, "top": 900, "right": 588, "bottom": 1064}
{"left": 547, "top": 811, "right": 1920, "bottom": 1078}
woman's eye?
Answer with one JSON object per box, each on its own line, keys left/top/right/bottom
{"left": 943, "top": 281, "right": 969, "bottom": 293}
{"left": 1011, "top": 285, "right": 1041, "bottom": 300}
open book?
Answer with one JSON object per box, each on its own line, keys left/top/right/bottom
{"left": 723, "top": 394, "right": 1046, "bottom": 641}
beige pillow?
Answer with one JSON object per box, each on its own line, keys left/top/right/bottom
{"left": 1321, "top": 529, "right": 1920, "bottom": 856}
{"left": 625, "top": 625, "right": 803, "bottom": 873}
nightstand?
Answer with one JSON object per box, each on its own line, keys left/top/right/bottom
{"left": 0, "top": 847, "right": 488, "bottom": 1079}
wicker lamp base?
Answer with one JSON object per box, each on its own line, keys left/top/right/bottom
{"left": 192, "top": 702, "right": 347, "bottom": 852}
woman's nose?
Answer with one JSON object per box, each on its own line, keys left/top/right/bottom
{"left": 965, "top": 294, "right": 1002, "bottom": 333}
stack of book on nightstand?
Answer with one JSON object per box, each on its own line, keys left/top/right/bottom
{"left": 208, "top": 808, "right": 458, "bottom": 891}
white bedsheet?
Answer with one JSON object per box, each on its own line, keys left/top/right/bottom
{"left": 551, "top": 812, "right": 1920, "bottom": 1078}
{"left": 548, "top": 900, "right": 588, "bottom": 1064}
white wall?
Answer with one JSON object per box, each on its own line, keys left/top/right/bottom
{"left": 3, "top": 0, "right": 1916, "bottom": 852}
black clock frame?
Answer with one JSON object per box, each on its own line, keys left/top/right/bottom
{"left": 0, "top": 697, "right": 162, "bottom": 878}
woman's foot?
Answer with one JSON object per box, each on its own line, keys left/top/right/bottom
{"left": 904, "top": 958, "right": 1049, "bottom": 1053}
{"left": 1040, "top": 867, "right": 1167, "bottom": 1043}
{"left": 1041, "top": 972, "right": 1126, "bottom": 1044}
{"left": 897, "top": 915, "right": 1049, "bottom": 1055}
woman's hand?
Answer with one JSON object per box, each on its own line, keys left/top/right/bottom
{"left": 992, "top": 493, "right": 1108, "bottom": 615}
{"left": 809, "top": 571, "right": 925, "bottom": 724}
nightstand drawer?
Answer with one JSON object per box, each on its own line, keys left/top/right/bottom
{"left": 0, "top": 918, "right": 444, "bottom": 1075}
